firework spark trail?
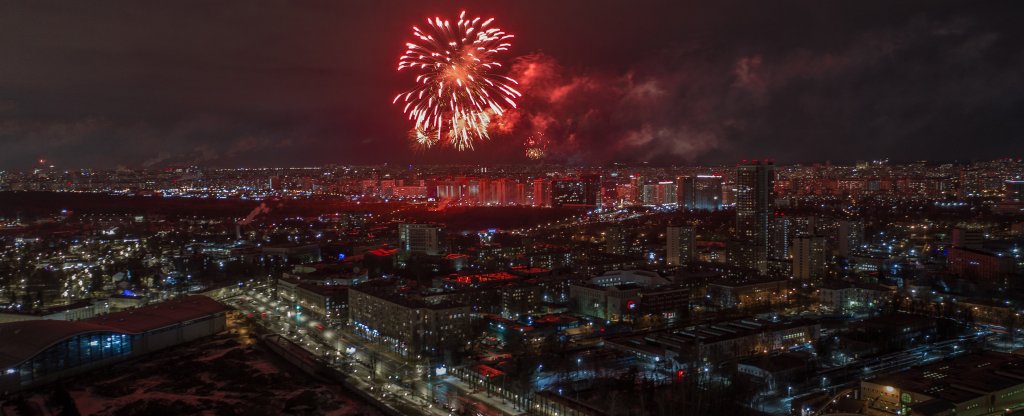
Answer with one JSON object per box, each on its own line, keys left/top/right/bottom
{"left": 524, "top": 132, "right": 549, "bottom": 160}
{"left": 394, "top": 11, "right": 521, "bottom": 150}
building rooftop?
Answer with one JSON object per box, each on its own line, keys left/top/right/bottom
{"left": 351, "top": 284, "right": 467, "bottom": 311}
{"left": 738, "top": 352, "right": 810, "bottom": 373}
{"left": 708, "top": 277, "right": 788, "bottom": 288}
{"left": 855, "top": 313, "right": 934, "bottom": 331}
{"left": 444, "top": 272, "right": 520, "bottom": 286}
{"left": 296, "top": 283, "right": 350, "bottom": 296}
{"left": 86, "top": 295, "right": 229, "bottom": 334}
{"left": 509, "top": 265, "right": 551, "bottom": 275}
{"left": 366, "top": 248, "right": 397, "bottom": 257}
{"left": 0, "top": 300, "right": 95, "bottom": 317}
{"left": 0, "top": 296, "right": 227, "bottom": 370}
{"left": 0, "top": 320, "right": 119, "bottom": 370}
{"left": 867, "top": 352, "right": 1024, "bottom": 406}
{"left": 608, "top": 318, "right": 819, "bottom": 356}
{"left": 909, "top": 399, "right": 956, "bottom": 415}
{"left": 819, "top": 280, "right": 892, "bottom": 292}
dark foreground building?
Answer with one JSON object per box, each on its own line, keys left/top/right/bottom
{"left": 0, "top": 295, "right": 228, "bottom": 394}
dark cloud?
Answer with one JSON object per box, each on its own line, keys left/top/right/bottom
{"left": 499, "top": 53, "right": 726, "bottom": 164}
{"left": 494, "top": 6, "right": 1024, "bottom": 165}
{"left": 0, "top": 0, "right": 1022, "bottom": 168}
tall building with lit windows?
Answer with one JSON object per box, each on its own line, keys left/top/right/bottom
{"left": 605, "top": 225, "right": 630, "bottom": 255}
{"left": 767, "top": 213, "right": 792, "bottom": 277}
{"left": 532, "top": 178, "right": 551, "bottom": 207}
{"left": 768, "top": 213, "right": 791, "bottom": 260}
{"left": 551, "top": 175, "right": 600, "bottom": 208}
{"left": 666, "top": 225, "right": 695, "bottom": 266}
{"left": 629, "top": 174, "right": 644, "bottom": 205}
{"left": 736, "top": 160, "right": 775, "bottom": 274}
{"left": 642, "top": 181, "right": 677, "bottom": 205}
{"left": 837, "top": 219, "right": 865, "bottom": 257}
{"left": 679, "top": 175, "right": 723, "bottom": 210}
{"left": 398, "top": 223, "right": 445, "bottom": 256}
{"left": 792, "top": 235, "right": 826, "bottom": 280}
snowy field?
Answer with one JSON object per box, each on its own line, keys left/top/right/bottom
{"left": 1, "top": 332, "right": 381, "bottom": 416}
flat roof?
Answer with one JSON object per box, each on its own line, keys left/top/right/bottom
{"left": 88, "top": 295, "right": 229, "bottom": 333}
{"left": 0, "top": 300, "right": 94, "bottom": 317}
{"left": 819, "top": 280, "right": 892, "bottom": 291}
{"left": 608, "top": 318, "right": 819, "bottom": 353}
{"left": 867, "top": 352, "right": 1024, "bottom": 404}
{"left": 297, "top": 283, "right": 350, "bottom": 296}
{"left": 709, "top": 277, "right": 788, "bottom": 288}
{"left": 351, "top": 285, "right": 467, "bottom": 310}
{"left": 0, "top": 320, "right": 118, "bottom": 370}
{"left": 0, "top": 296, "right": 227, "bottom": 370}
{"left": 445, "top": 272, "right": 520, "bottom": 285}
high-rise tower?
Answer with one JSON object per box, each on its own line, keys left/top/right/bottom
{"left": 735, "top": 160, "right": 775, "bottom": 274}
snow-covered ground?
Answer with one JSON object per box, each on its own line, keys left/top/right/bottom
{"left": 4, "top": 333, "right": 381, "bottom": 416}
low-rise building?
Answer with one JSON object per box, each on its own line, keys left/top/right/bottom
{"left": 852, "top": 313, "right": 937, "bottom": 351}
{"left": 737, "top": 352, "right": 813, "bottom": 392}
{"left": 106, "top": 293, "right": 148, "bottom": 311}
{"left": 570, "top": 272, "right": 689, "bottom": 323}
{"left": 607, "top": 318, "right": 820, "bottom": 366}
{"left": 861, "top": 352, "right": 1024, "bottom": 416}
{"left": 706, "top": 278, "right": 789, "bottom": 309}
{"left": 0, "top": 300, "right": 102, "bottom": 323}
{"left": 261, "top": 243, "right": 322, "bottom": 264}
{"left": 0, "top": 296, "right": 228, "bottom": 394}
{"left": 947, "top": 246, "right": 1015, "bottom": 280}
{"left": 817, "top": 280, "right": 894, "bottom": 315}
{"left": 294, "top": 283, "right": 349, "bottom": 324}
{"left": 955, "top": 297, "right": 1019, "bottom": 327}
{"left": 348, "top": 285, "right": 471, "bottom": 357}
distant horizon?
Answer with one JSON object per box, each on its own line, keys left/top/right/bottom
{"left": 3, "top": 157, "right": 1024, "bottom": 172}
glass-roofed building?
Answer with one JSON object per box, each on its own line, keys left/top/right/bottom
{"left": 0, "top": 295, "right": 228, "bottom": 394}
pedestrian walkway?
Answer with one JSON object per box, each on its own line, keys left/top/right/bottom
{"left": 441, "top": 375, "right": 527, "bottom": 416}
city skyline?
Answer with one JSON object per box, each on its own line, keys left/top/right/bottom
{"left": 3, "top": 2, "right": 1024, "bottom": 415}
{"left": 2, "top": 0, "right": 1024, "bottom": 169}
{"left": 1, "top": 157, "right": 1023, "bottom": 415}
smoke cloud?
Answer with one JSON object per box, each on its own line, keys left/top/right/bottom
{"left": 495, "top": 11, "right": 1024, "bottom": 165}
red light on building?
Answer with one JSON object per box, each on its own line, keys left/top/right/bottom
{"left": 676, "top": 369, "right": 685, "bottom": 381}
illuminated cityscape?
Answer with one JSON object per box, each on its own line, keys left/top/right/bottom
{"left": 1, "top": 159, "right": 1023, "bottom": 415}
{"left": 2, "top": 1, "right": 1024, "bottom": 416}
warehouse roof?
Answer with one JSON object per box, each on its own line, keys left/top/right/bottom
{"left": 0, "top": 296, "right": 227, "bottom": 370}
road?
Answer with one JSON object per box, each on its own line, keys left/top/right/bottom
{"left": 223, "top": 289, "right": 448, "bottom": 416}
{"left": 225, "top": 286, "right": 527, "bottom": 416}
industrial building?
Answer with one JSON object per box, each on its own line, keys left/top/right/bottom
{"left": 861, "top": 352, "right": 1024, "bottom": 416}
{"left": 0, "top": 295, "right": 228, "bottom": 394}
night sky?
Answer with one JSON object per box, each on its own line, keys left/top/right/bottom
{"left": 1, "top": 0, "right": 1023, "bottom": 169}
